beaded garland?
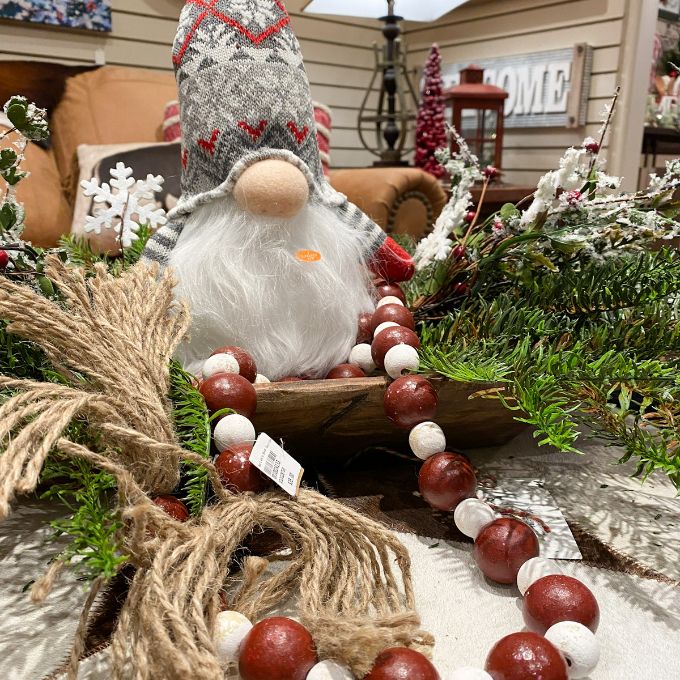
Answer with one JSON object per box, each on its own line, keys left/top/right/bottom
{"left": 151, "top": 280, "right": 602, "bottom": 680}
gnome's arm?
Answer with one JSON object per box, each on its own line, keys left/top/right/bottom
{"left": 367, "top": 236, "right": 415, "bottom": 283}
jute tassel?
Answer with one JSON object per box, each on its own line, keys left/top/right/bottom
{"left": 0, "top": 258, "right": 433, "bottom": 679}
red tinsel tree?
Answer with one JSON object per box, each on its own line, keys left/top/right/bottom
{"left": 414, "top": 44, "right": 448, "bottom": 179}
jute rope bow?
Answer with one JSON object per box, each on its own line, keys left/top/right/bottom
{"left": 0, "top": 257, "right": 432, "bottom": 679}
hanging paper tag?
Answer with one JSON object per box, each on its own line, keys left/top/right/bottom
{"left": 249, "top": 433, "right": 304, "bottom": 497}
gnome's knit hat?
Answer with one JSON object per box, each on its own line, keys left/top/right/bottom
{"left": 143, "top": 0, "right": 386, "bottom": 266}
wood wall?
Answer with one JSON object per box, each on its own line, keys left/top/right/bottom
{"left": 0, "top": 0, "right": 381, "bottom": 168}
{"left": 404, "top": 0, "right": 629, "bottom": 186}
{"left": 0, "top": 0, "right": 656, "bottom": 183}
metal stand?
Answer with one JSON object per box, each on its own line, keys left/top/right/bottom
{"left": 358, "top": 1, "right": 418, "bottom": 167}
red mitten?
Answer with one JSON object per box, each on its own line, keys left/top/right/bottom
{"left": 368, "top": 236, "right": 415, "bottom": 283}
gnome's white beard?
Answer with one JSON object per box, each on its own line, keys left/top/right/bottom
{"left": 168, "top": 197, "right": 376, "bottom": 380}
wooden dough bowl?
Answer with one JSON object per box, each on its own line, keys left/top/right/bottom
{"left": 252, "top": 376, "right": 526, "bottom": 461}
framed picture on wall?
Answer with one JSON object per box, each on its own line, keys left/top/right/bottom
{"left": 659, "top": 0, "right": 680, "bottom": 20}
{"left": 0, "top": 0, "right": 112, "bottom": 33}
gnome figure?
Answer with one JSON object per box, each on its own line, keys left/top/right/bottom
{"left": 143, "top": 0, "right": 414, "bottom": 380}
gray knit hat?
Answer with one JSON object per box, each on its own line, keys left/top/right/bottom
{"left": 143, "top": 0, "right": 385, "bottom": 266}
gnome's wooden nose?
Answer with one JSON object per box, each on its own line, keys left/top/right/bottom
{"left": 233, "top": 159, "right": 309, "bottom": 218}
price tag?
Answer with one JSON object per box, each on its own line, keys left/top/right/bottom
{"left": 249, "top": 433, "right": 304, "bottom": 497}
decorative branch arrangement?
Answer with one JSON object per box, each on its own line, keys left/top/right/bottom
{"left": 405, "top": 92, "right": 680, "bottom": 487}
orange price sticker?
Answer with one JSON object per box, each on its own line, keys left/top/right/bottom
{"left": 296, "top": 249, "right": 321, "bottom": 262}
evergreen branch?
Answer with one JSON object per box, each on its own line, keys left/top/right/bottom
{"left": 0, "top": 319, "right": 51, "bottom": 380}
{"left": 169, "top": 361, "right": 211, "bottom": 516}
{"left": 579, "top": 385, "right": 680, "bottom": 489}
{"left": 419, "top": 343, "right": 511, "bottom": 383}
{"left": 518, "top": 250, "right": 680, "bottom": 316}
{"left": 58, "top": 224, "right": 152, "bottom": 274}
{"left": 420, "top": 301, "right": 680, "bottom": 473}
{"left": 509, "top": 373, "right": 582, "bottom": 452}
{"left": 40, "top": 450, "right": 127, "bottom": 581}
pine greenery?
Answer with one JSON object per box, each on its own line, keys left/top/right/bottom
{"left": 416, "top": 247, "right": 680, "bottom": 488}
{"left": 40, "top": 451, "right": 126, "bottom": 581}
{"left": 169, "top": 360, "right": 212, "bottom": 516}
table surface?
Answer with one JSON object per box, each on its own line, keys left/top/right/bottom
{"left": 1, "top": 430, "right": 678, "bottom": 679}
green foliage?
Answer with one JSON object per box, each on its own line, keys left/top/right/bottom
{"left": 0, "top": 320, "right": 51, "bottom": 380}
{"left": 40, "top": 452, "right": 126, "bottom": 581}
{"left": 507, "top": 250, "right": 680, "bottom": 316}
{"left": 419, "top": 249, "right": 680, "bottom": 487}
{"left": 3, "top": 96, "right": 49, "bottom": 141}
{"left": 0, "top": 199, "right": 20, "bottom": 234}
{"left": 169, "top": 361, "right": 212, "bottom": 516}
{"left": 59, "top": 224, "right": 153, "bottom": 273}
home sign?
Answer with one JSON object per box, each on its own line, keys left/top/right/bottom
{"left": 442, "top": 44, "right": 593, "bottom": 129}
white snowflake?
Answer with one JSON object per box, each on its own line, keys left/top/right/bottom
{"left": 80, "top": 163, "right": 167, "bottom": 248}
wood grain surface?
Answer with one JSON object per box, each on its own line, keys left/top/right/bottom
{"left": 252, "top": 376, "right": 526, "bottom": 460}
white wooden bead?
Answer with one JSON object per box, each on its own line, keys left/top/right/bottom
{"left": 545, "top": 621, "right": 600, "bottom": 678}
{"left": 374, "top": 321, "right": 400, "bottom": 337}
{"left": 203, "top": 353, "right": 240, "bottom": 378}
{"left": 516, "top": 556, "right": 563, "bottom": 596}
{"left": 214, "top": 610, "right": 252, "bottom": 666}
{"left": 213, "top": 414, "right": 256, "bottom": 452}
{"left": 408, "top": 421, "right": 446, "bottom": 460}
{"left": 450, "top": 669, "right": 494, "bottom": 680}
{"left": 384, "top": 344, "right": 420, "bottom": 379}
{"left": 376, "top": 295, "right": 404, "bottom": 307}
{"left": 348, "top": 343, "right": 376, "bottom": 373}
{"left": 306, "top": 660, "right": 355, "bottom": 680}
{"left": 453, "top": 498, "right": 496, "bottom": 540}
{"left": 254, "top": 373, "right": 271, "bottom": 384}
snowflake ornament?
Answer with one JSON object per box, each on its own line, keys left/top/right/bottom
{"left": 80, "top": 163, "right": 167, "bottom": 248}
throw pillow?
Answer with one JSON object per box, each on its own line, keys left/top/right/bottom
{"left": 163, "top": 100, "right": 181, "bottom": 143}
{"left": 313, "top": 101, "right": 332, "bottom": 177}
{"left": 71, "top": 142, "right": 181, "bottom": 253}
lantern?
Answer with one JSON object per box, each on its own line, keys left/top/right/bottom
{"left": 444, "top": 65, "right": 508, "bottom": 170}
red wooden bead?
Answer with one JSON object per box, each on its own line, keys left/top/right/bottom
{"left": 326, "top": 363, "right": 366, "bottom": 379}
{"left": 357, "top": 312, "right": 374, "bottom": 343}
{"left": 200, "top": 373, "right": 257, "bottom": 417}
{"left": 371, "top": 303, "right": 415, "bottom": 332}
{"left": 152, "top": 495, "right": 189, "bottom": 522}
{"left": 384, "top": 375, "right": 438, "bottom": 429}
{"left": 418, "top": 452, "right": 476, "bottom": 511}
{"left": 473, "top": 518, "right": 540, "bottom": 584}
{"left": 372, "top": 327, "right": 421, "bottom": 370}
{"left": 238, "top": 617, "right": 317, "bottom": 680}
{"left": 210, "top": 345, "right": 257, "bottom": 383}
{"left": 0, "top": 250, "right": 9, "bottom": 270}
{"left": 365, "top": 647, "right": 440, "bottom": 680}
{"left": 215, "top": 443, "right": 271, "bottom": 494}
{"left": 375, "top": 283, "right": 407, "bottom": 304}
{"left": 485, "top": 632, "right": 567, "bottom": 680}
{"left": 523, "top": 574, "right": 600, "bottom": 633}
